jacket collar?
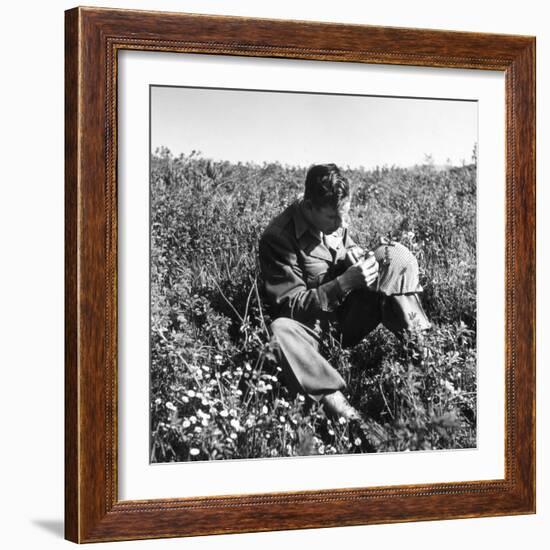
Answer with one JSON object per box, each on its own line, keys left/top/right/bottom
{"left": 292, "top": 200, "right": 336, "bottom": 262}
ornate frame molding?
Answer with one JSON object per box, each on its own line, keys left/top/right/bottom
{"left": 65, "top": 7, "right": 535, "bottom": 542}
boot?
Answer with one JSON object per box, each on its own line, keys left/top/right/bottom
{"left": 320, "top": 391, "right": 385, "bottom": 452}
{"left": 383, "top": 293, "right": 431, "bottom": 333}
{"left": 320, "top": 390, "right": 361, "bottom": 421}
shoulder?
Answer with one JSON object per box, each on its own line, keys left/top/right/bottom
{"left": 259, "top": 202, "right": 301, "bottom": 266}
{"left": 260, "top": 202, "right": 297, "bottom": 246}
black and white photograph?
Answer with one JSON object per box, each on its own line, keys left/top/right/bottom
{"left": 149, "top": 85, "right": 478, "bottom": 462}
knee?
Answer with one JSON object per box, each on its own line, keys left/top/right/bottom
{"left": 270, "top": 317, "right": 295, "bottom": 338}
{"left": 373, "top": 242, "right": 422, "bottom": 295}
{"left": 374, "top": 242, "right": 415, "bottom": 267}
{"left": 270, "top": 317, "right": 310, "bottom": 346}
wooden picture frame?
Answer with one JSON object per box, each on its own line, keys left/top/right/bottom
{"left": 65, "top": 6, "right": 536, "bottom": 543}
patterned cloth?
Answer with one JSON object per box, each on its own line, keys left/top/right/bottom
{"left": 372, "top": 241, "right": 423, "bottom": 296}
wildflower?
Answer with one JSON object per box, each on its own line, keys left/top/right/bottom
{"left": 444, "top": 380, "right": 456, "bottom": 392}
{"left": 190, "top": 415, "right": 197, "bottom": 424}
{"left": 165, "top": 402, "right": 176, "bottom": 411}
{"left": 279, "top": 416, "right": 286, "bottom": 423}
{"left": 181, "top": 396, "right": 190, "bottom": 403}
{"left": 265, "top": 384, "right": 273, "bottom": 391}
{"left": 244, "top": 362, "right": 252, "bottom": 371}
{"left": 261, "top": 405, "right": 268, "bottom": 415}
{"left": 182, "top": 419, "right": 191, "bottom": 429}
{"left": 187, "top": 390, "right": 196, "bottom": 398}
{"left": 234, "top": 389, "right": 243, "bottom": 396}
{"left": 338, "top": 417, "right": 347, "bottom": 425}
{"left": 154, "top": 397, "right": 162, "bottom": 405}
{"left": 189, "top": 448, "right": 200, "bottom": 456}
{"left": 229, "top": 409, "right": 237, "bottom": 417}
{"left": 297, "top": 395, "right": 305, "bottom": 403}
{"left": 230, "top": 432, "right": 238, "bottom": 440}
{"left": 201, "top": 418, "right": 209, "bottom": 427}
{"left": 214, "top": 354, "right": 223, "bottom": 365}
{"left": 194, "top": 426, "right": 202, "bottom": 434}
{"left": 230, "top": 418, "right": 241, "bottom": 430}
{"left": 201, "top": 398, "right": 209, "bottom": 406}
{"left": 219, "top": 409, "right": 229, "bottom": 418}
{"left": 354, "top": 437, "right": 362, "bottom": 446}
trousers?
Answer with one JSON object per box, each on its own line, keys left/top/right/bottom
{"left": 270, "top": 290, "right": 429, "bottom": 398}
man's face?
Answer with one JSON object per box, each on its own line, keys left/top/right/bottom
{"left": 307, "top": 200, "right": 351, "bottom": 235}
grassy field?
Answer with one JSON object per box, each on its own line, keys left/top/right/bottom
{"left": 150, "top": 147, "right": 477, "bottom": 462}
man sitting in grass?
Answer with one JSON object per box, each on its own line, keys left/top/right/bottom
{"left": 258, "top": 163, "right": 430, "bottom": 447}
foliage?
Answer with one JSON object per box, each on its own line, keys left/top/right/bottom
{"left": 150, "top": 147, "right": 477, "bottom": 461}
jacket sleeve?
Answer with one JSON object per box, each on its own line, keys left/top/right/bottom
{"left": 259, "top": 230, "right": 346, "bottom": 323}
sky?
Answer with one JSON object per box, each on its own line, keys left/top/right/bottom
{"left": 151, "top": 85, "right": 477, "bottom": 169}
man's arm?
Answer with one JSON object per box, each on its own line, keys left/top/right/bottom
{"left": 259, "top": 230, "right": 346, "bottom": 324}
{"left": 341, "top": 228, "right": 379, "bottom": 292}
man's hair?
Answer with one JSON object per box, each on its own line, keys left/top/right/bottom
{"left": 304, "top": 164, "right": 350, "bottom": 208}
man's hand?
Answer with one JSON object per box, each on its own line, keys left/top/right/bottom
{"left": 337, "top": 252, "right": 379, "bottom": 294}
